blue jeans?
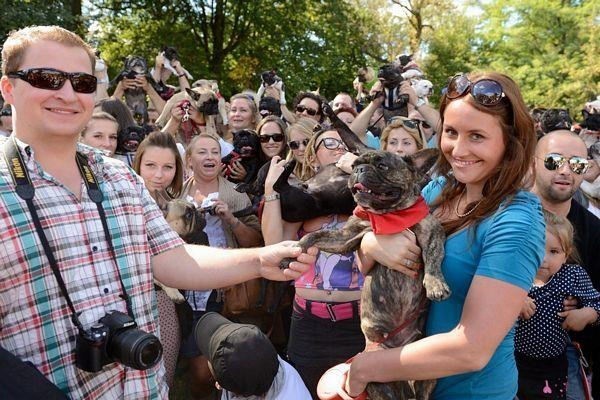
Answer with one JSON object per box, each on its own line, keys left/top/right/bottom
{"left": 565, "top": 343, "right": 586, "bottom": 400}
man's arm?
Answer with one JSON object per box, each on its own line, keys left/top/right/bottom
{"left": 152, "top": 242, "right": 316, "bottom": 290}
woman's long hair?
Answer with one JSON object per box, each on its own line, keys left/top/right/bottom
{"left": 133, "top": 131, "right": 184, "bottom": 198}
{"left": 432, "top": 71, "right": 536, "bottom": 235}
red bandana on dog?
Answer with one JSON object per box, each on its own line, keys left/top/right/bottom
{"left": 353, "top": 196, "right": 429, "bottom": 234}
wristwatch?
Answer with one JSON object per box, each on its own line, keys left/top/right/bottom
{"left": 264, "top": 193, "right": 281, "bottom": 202}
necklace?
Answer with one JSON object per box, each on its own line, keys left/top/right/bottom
{"left": 455, "top": 190, "right": 483, "bottom": 218}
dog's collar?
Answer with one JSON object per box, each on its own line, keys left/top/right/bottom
{"left": 353, "top": 196, "right": 429, "bottom": 234}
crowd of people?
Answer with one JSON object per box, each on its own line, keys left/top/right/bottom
{"left": 0, "top": 25, "right": 599, "bottom": 400}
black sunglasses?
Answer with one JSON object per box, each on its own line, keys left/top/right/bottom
{"left": 295, "top": 104, "right": 319, "bottom": 116}
{"left": 288, "top": 138, "right": 309, "bottom": 150}
{"left": 388, "top": 116, "right": 420, "bottom": 133}
{"left": 316, "top": 137, "right": 348, "bottom": 151}
{"left": 259, "top": 133, "right": 285, "bottom": 143}
{"left": 539, "top": 153, "right": 589, "bottom": 175}
{"left": 7, "top": 68, "right": 97, "bottom": 94}
{"left": 446, "top": 74, "right": 505, "bottom": 106}
{"left": 414, "top": 119, "right": 431, "bottom": 129}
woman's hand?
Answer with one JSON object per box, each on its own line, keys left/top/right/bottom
{"left": 519, "top": 297, "right": 536, "bottom": 320}
{"left": 212, "top": 199, "right": 236, "bottom": 225}
{"left": 264, "top": 156, "right": 287, "bottom": 193}
{"left": 359, "top": 230, "right": 422, "bottom": 277}
{"left": 563, "top": 295, "right": 579, "bottom": 311}
{"left": 229, "top": 160, "right": 248, "bottom": 182}
{"left": 170, "top": 101, "right": 187, "bottom": 122}
{"left": 558, "top": 307, "right": 598, "bottom": 331}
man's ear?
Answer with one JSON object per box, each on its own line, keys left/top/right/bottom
{"left": 0, "top": 76, "right": 15, "bottom": 105}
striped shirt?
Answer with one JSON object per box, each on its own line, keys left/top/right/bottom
{"left": 0, "top": 137, "right": 184, "bottom": 399}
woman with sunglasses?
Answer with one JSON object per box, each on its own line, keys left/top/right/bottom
{"left": 292, "top": 91, "right": 327, "bottom": 123}
{"left": 262, "top": 127, "right": 366, "bottom": 398}
{"left": 341, "top": 72, "right": 546, "bottom": 400}
{"left": 257, "top": 115, "right": 288, "bottom": 163}
{"left": 286, "top": 117, "right": 319, "bottom": 181}
{"left": 379, "top": 116, "right": 424, "bottom": 157}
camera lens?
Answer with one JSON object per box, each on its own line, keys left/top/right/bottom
{"left": 108, "top": 328, "right": 163, "bottom": 370}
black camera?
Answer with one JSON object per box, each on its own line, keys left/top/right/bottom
{"left": 261, "top": 70, "right": 280, "bottom": 86}
{"left": 199, "top": 204, "right": 217, "bottom": 215}
{"left": 76, "top": 310, "right": 162, "bottom": 373}
{"left": 124, "top": 70, "right": 139, "bottom": 79}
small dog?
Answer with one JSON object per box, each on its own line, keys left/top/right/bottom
{"left": 222, "top": 129, "right": 262, "bottom": 184}
{"left": 581, "top": 141, "right": 600, "bottom": 200}
{"left": 540, "top": 108, "right": 572, "bottom": 133}
{"left": 112, "top": 56, "right": 160, "bottom": 125}
{"left": 154, "top": 194, "right": 209, "bottom": 302}
{"left": 293, "top": 150, "right": 449, "bottom": 399}
{"left": 116, "top": 125, "right": 149, "bottom": 154}
{"left": 412, "top": 79, "right": 434, "bottom": 105}
{"left": 161, "top": 46, "right": 193, "bottom": 80}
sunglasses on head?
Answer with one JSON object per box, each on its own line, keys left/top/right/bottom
{"left": 288, "top": 138, "right": 309, "bottom": 150}
{"left": 259, "top": 133, "right": 285, "bottom": 143}
{"left": 316, "top": 137, "right": 348, "bottom": 151}
{"left": 7, "top": 68, "right": 97, "bottom": 94}
{"left": 295, "top": 104, "right": 318, "bottom": 116}
{"left": 540, "top": 153, "right": 590, "bottom": 175}
{"left": 446, "top": 74, "right": 505, "bottom": 106}
{"left": 414, "top": 119, "right": 431, "bottom": 129}
{"left": 388, "top": 116, "right": 420, "bottom": 133}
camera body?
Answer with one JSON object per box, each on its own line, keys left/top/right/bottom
{"left": 199, "top": 204, "right": 217, "bottom": 216}
{"left": 76, "top": 310, "right": 163, "bottom": 373}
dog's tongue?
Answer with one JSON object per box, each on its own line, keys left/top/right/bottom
{"left": 353, "top": 183, "right": 367, "bottom": 191}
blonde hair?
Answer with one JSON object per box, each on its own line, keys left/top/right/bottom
{"left": 543, "top": 210, "right": 581, "bottom": 265}
{"left": 299, "top": 127, "right": 340, "bottom": 180}
{"left": 81, "top": 112, "right": 118, "bottom": 137}
{"left": 285, "top": 118, "right": 319, "bottom": 181}
{"left": 2, "top": 26, "right": 95, "bottom": 75}
{"left": 185, "top": 133, "right": 221, "bottom": 161}
{"left": 230, "top": 93, "right": 260, "bottom": 128}
{"left": 380, "top": 118, "right": 424, "bottom": 152}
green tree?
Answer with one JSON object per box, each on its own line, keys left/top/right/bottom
{"left": 474, "top": 0, "right": 599, "bottom": 114}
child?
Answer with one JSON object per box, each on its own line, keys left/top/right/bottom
{"left": 515, "top": 210, "right": 600, "bottom": 399}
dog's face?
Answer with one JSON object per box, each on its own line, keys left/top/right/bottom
{"left": 349, "top": 149, "right": 438, "bottom": 214}
{"left": 413, "top": 79, "right": 433, "bottom": 98}
{"left": 185, "top": 87, "right": 219, "bottom": 115}
{"left": 123, "top": 56, "right": 148, "bottom": 77}
{"left": 161, "top": 198, "right": 208, "bottom": 243}
{"left": 232, "top": 129, "right": 260, "bottom": 158}
{"left": 162, "top": 46, "right": 179, "bottom": 62}
{"left": 117, "top": 125, "right": 147, "bottom": 153}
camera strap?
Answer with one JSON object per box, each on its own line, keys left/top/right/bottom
{"left": 3, "top": 137, "right": 134, "bottom": 334}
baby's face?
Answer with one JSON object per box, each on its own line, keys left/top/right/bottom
{"left": 536, "top": 230, "right": 567, "bottom": 282}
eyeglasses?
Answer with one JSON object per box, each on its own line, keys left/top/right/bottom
{"left": 295, "top": 105, "right": 318, "bottom": 116}
{"left": 259, "top": 133, "right": 284, "bottom": 143}
{"left": 446, "top": 74, "right": 505, "bottom": 106}
{"left": 539, "top": 153, "right": 590, "bottom": 175}
{"left": 316, "top": 137, "right": 348, "bottom": 151}
{"left": 288, "top": 138, "right": 309, "bottom": 150}
{"left": 388, "top": 117, "right": 420, "bottom": 134}
{"left": 7, "top": 68, "right": 97, "bottom": 94}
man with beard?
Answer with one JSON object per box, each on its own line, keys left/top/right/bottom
{"left": 532, "top": 129, "right": 600, "bottom": 399}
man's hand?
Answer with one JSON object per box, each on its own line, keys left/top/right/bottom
{"left": 558, "top": 307, "right": 598, "bottom": 331}
{"left": 258, "top": 242, "right": 317, "bottom": 281}
{"left": 519, "top": 296, "right": 536, "bottom": 320}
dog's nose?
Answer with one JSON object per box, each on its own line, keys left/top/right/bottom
{"left": 355, "top": 165, "right": 366, "bottom": 174}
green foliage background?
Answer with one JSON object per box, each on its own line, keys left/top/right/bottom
{"left": 0, "top": 0, "right": 598, "bottom": 118}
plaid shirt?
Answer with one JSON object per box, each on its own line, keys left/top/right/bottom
{"left": 0, "top": 137, "right": 184, "bottom": 399}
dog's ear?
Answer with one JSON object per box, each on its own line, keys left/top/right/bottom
{"left": 407, "top": 148, "right": 439, "bottom": 175}
{"left": 185, "top": 88, "right": 201, "bottom": 101}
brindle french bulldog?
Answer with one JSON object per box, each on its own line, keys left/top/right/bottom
{"left": 294, "top": 150, "right": 450, "bottom": 400}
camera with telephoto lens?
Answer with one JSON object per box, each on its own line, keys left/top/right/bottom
{"left": 76, "top": 310, "right": 163, "bottom": 373}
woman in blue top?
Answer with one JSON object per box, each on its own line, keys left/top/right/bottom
{"left": 341, "top": 72, "right": 546, "bottom": 399}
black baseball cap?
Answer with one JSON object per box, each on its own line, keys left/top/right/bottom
{"left": 194, "top": 312, "right": 279, "bottom": 396}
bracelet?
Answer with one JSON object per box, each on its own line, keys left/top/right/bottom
{"left": 264, "top": 193, "right": 281, "bottom": 202}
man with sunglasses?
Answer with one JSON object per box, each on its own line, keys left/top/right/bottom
{"left": 532, "top": 129, "right": 600, "bottom": 399}
{"left": 0, "top": 26, "right": 315, "bottom": 399}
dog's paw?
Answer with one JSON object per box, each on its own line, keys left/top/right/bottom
{"left": 423, "top": 273, "right": 451, "bottom": 301}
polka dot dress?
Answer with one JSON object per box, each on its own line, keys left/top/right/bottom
{"left": 515, "top": 264, "right": 600, "bottom": 359}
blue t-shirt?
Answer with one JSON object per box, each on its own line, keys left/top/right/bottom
{"left": 422, "top": 178, "right": 545, "bottom": 400}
